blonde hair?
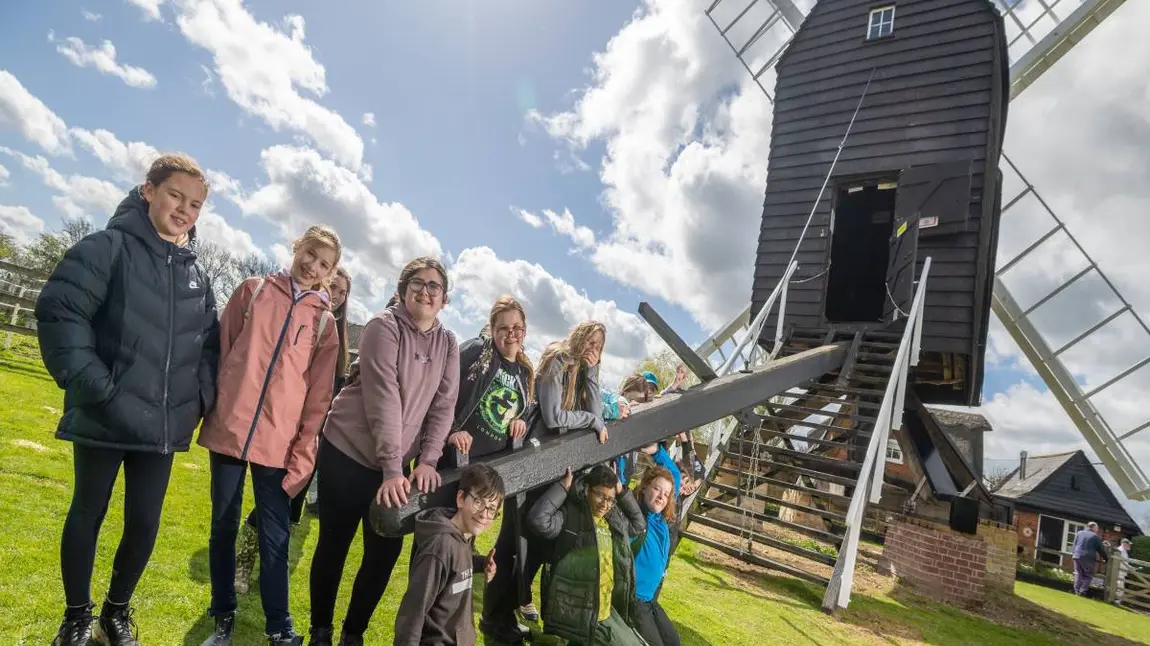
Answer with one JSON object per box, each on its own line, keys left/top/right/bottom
{"left": 538, "top": 320, "right": 606, "bottom": 411}
{"left": 637, "top": 466, "right": 678, "bottom": 523}
{"left": 481, "top": 296, "right": 536, "bottom": 402}
{"left": 145, "top": 153, "right": 210, "bottom": 194}
{"left": 291, "top": 225, "right": 342, "bottom": 290}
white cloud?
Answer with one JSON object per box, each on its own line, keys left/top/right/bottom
{"left": 449, "top": 246, "right": 666, "bottom": 388}
{"left": 531, "top": 0, "right": 774, "bottom": 329}
{"left": 50, "top": 33, "right": 158, "bottom": 89}
{"left": 514, "top": 207, "right": 543, "bottom": 228}
{"left": 195, "top": 207, "right": 262, "bottom": 258}
{"left": 0, "top": 70, "right": 73, "bottom": 156}
{"left": 126, "top": 0, "right": 165, "bottom": 22}
{"left": 228, "top": 145, "right": 441, "bottom": 308}
{"left": 0, "top": 205, "right": 46, "bottom": 244}
{"left": 362, "top": 112, "right": 376, "bottom": 128}
{"left": 172, "top": 0, "right": 366, "bottom": 173}
{"left": 0, "top": 162, "right": 8, "bottom": 186}
{"left": 0, "top": 147, "right": 122, "bottom": 221}
{"left": 69, "top": 127, "right": 160, "bottom": 184}
{"left": 200, "top": 64, "right": 215, "bottom": 97}
{"left": 82, "top": 10, "right": 102, "bottom": 22}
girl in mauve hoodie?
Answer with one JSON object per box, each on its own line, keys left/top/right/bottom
{"left": 197, "top": 225, "right": 342, "bottom": 646}
{"left": 308, "top": 256, "right": 460, "bottom": 646}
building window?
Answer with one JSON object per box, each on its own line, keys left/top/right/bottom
{"left": 868, "top": 6, "right": 896, "bottom": 39}
{"left": 1063, "top": 521, "right": 1087, "bottom": 554}
{"left": 885, "top": 438, "right": 903, "bottom": 464}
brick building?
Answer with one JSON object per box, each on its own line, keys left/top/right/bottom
{"left": 993, "top": 450, "right": 1143, "bottom": 568}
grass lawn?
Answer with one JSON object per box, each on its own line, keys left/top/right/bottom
{"left": 2, "top": 335, "right": 1149, "bottom": 645}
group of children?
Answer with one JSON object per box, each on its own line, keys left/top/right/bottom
{"left": 35, "top": 152, "right": 690, "bottom": 646}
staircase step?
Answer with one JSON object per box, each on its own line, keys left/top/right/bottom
{"left": 857, "top": 351, "right": 896, "bottom": 362}
{"left": 860, "top": 340, "right": 900, "bottom": 350}
{"left": 705, "top": 481, "right": 848, "bottom": 522}
{"left": 713, "top": 461, "right": 854, "bottom": 505}
{"left": 767, "top": 400, "right": 880, "bottom": 423}
{"left": 718, "top": 461, "right": 859, "bottom": 488}
{"left": 757, "top": 442, "right": 862, "bottom": 468}
{"left": 782, "top": 390, "right": 884, "bottom": 411}
{"left": 848, "top": 374, "right": 891, "bottom": 386}
{"left": 863, "top": 329, "right": 904, "bottom": 340}
{"left": 855, "top": 363, "right": 894, "bottom": 374}
{"left": 687, "top": 513, "right": 838, "bottom": 566}
{"left": 755, "top": 428, "right": 863, "bottom": 457}
{"left": 801, "top": 383, "right": 885, "bottom": 398}
{"left": 759, "top": 415, "right": 859, "bottom": 437}
{"left": 696, "top": 496, "right": 845, "bottom": 545}
{"left": 681, "top": 530, "right": 830, "bottom": 585}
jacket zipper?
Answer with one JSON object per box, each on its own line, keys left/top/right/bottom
{"left": 162, "top": 251, "right": 174, "bottom": 454}
{"left": 240, "top": 293, "right": 298, "bottom": 461}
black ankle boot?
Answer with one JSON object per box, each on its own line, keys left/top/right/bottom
{"left": 268, "top": 627, "right": 303, "bottom": 646}
{"left": 52, "top": 603, "right": 96, "bottom": 646}
{"left": 200, "top": 611, "right": 235, "bottom": 646}
{"left": 94, "top": 600, "right": 139, "bottom": 646}
{"left": 335, "top": 631, "right": 363, "bottom": 646}
{"left": 307, "top": 626, "right": 334, "bottom": 646}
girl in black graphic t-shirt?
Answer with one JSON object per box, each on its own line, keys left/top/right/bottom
{"left": 442, "top": 296, "right": 537, "bottom": 465}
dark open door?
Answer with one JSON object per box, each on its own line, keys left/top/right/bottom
{"left": 884, "top": 161, "right": 973, "bottom": 323}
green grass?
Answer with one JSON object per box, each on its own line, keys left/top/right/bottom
{"left": 2, "top": 334, "right": 1149, "bottom": 645}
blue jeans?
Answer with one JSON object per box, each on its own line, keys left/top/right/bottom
{"left": 208, "top": 451, "right": 293, "bottom": 634}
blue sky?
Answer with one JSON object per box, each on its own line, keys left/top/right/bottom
{"left": 2, "top": 0, "right": 1149, "bottom": 523}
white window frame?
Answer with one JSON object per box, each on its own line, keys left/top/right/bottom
{"left": 868, "top": 5, "right": 896, "bottom": 40}
{"left": 885, "top": 438, "right": 903, "bottom": 464}
{"left": 1063, "top": 520, "right": 1087, "bottom": 554}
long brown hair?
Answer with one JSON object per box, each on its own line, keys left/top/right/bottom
{"left": 538, "top": 320, "right": 606, "bottom": 411}
{"left": 637, "top": 466, "right": 677, "bottom": 523}
{"left": 479, "top": 296, "right": 536, "bottom": 402}
{"left": 331, "top": 266, "right": 352, "bottom": 378}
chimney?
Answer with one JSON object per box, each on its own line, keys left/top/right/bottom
{"left": 1019, "top": 450, "right": 1028, "bottom": 480}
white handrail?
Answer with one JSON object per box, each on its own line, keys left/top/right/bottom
{"left": 822, "top": 256, "right": 932, "bottom": 611}
{"left": 718, "top": 260, "right": 798, "bottom": 376}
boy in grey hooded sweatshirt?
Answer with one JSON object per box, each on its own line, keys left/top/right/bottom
{"left": 394, "top": 464, "right": 505, "bottom": 645}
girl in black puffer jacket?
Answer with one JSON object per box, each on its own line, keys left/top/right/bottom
{"left": 36, "top": 154, "right": 219, "bottom": 646}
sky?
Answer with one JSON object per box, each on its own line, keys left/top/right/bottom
{"left": 1, "top": 0, "right": 1148, "bottom": 527}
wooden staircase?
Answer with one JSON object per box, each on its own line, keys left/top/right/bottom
{"left": 682, "top": 327, "right": 905, "bottom": 585}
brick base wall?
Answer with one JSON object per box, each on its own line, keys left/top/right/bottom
{"left": 977, "top": 519, "right": 1017, "bottom": 593}
{"left": 879, "top": 518, "right": 989, "bottom": 606}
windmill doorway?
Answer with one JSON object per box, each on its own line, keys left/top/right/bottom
{"left": 824, "top": 180, "right": 898, "bottom": 323}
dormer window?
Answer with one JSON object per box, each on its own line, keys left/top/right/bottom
{"left": 868, "top": 5, "right": 896, "bottom": 39}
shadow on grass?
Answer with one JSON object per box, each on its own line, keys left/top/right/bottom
{"left": 676, "top": 550, "right": 823, "bottom": 611}
{"left": 181, "top": 511, "right": 316, "bottom": 645}
{"left": 838, "top": 583, "right": 1148, "bottom": 646}
{"left": 678, "top": 622, "right": 716, "bottom": 646}
{"left": 0, "top": 358, "right": 54, "bottom": 382}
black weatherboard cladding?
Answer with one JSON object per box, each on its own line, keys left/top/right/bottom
{"left": 751, "top": 0, "right": 1008, "bottom": 405}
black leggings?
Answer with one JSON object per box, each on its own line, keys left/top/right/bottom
{"left": 633, "top": 599, "right": 680, "bottom": 646}
{"left": 308, "top": 438, "right": 404, "bottom": 636}
{"left": 61, "top": 444, "right": 174, "bottom": 607}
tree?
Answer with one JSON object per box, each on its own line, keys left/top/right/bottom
{"left": 235, "top": 253, "right": 279, "bottom": 279}
{"left": 58, "top": 217, "right": 94, "bottom": 248}
{"left": 983, "top": 465, "right": 1015, "bottom": 492}
{"left": 634, "top": 348, "right": 696, "bottom": 393}
{"left": 0, "top": 232, "right": 16, "bottom": 261}
{"left": 20, "top": 231, "right": 70, "bottom": 275}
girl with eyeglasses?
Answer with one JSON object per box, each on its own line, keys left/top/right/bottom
{"left": 307, "top": 257, "right": 460, "bottom": 646}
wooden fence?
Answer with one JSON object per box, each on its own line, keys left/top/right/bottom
{"left": 0, "top": 260, "right": 47, "bottom": 344}
{"left": 1106, "top": 554, "right": 1150, "bottom": 614}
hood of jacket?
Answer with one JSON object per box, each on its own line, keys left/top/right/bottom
{"left": 392, "top": 301, "right": 444, "bottom": 336}
{"left": 413, "top": 506, "right": 467, "bottom": 543}
{"left": 107, "top": 186, "right": 198, "bottom": 260}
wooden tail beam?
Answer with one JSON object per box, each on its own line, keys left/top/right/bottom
{"left": 370, "top": 342, "right": 849, "bottom": 536}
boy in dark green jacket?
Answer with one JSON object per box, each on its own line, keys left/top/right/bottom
{"left": 526, "top": 464, "right": 647, "bottom": 645}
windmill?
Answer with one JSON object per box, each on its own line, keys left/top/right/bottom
{"left": 677, "top": 0, "right": 1148, "bottom": 609}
